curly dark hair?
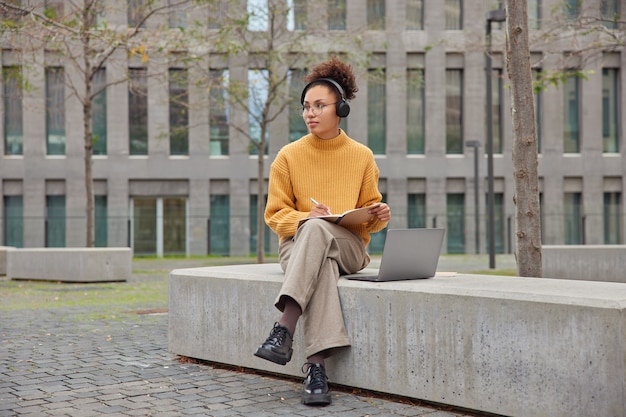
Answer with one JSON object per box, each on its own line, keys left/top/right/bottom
{"left": 305, "top": 56, "right": 358, "bottom": 100}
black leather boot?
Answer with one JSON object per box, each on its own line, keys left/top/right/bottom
{"left": 301, "top": 362, "right": 331, "bottom": 406}
{"left": 253, "top": 322, "right": 293, "bottom": 365}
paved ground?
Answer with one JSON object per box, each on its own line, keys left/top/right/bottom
{"left": 1, "top": 255, "right": 515, "bottom": 417}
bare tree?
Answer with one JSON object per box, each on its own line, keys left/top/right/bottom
{"left": 505, "top": 0, "right": 542, "bottom": 277}
{"left": 0, "top": 0, "right": 192, "bottom": 247}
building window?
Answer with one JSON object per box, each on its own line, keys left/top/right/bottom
{"left": 95, "top": 195, "right": 107, "bottom": 247}
{"left": 528, "top": 0, "right": 541, "bottom": 30}
{"left": 601, "top": 0, "right": 620, "bottom": 29}
{"left": 406, "top": 0, "right": 424, "bottom": 30}
{"left": 289, "top": 69, "right": 308, "bottom": 142}
{"left": 168, "top": 0, "right": 186, "bottom": 29}
{"left": 407, "top": 68, "right": 425, "bottom": 154}
{"left": 604, "top": 192, "right": 622, "bottom": 244}
{"left": 210, "top": 194, "right": 230, "bottom": 256}
{"left": 602, "top": 68, "right": 619, "bottom": 153}
{"left": 46, "top": 195, "right": 66, "bottom": 247}
{"left": 209, "top": 69, "right": 229, "bottom": 156}
{"left": 92, "top": 68, "right": 107, "bottom": 155}
{"left": 367, "top": 0, "right": 385, "bottom": 30}
{"left": 563, "top": 0, "right": 580, "bottom": 21}
{"left": 3, "top": 195, "right": 23, "bottom": 247}
{"left": 247, "top": 0, "right": 268, "bottom": 31}
{"left": 250, "top": 195, "right": 270, "bottom": 255}
{"left": 3, "top": 66, "right": 23, "bottom": 155}
{"left": 287, "top": 0, "right": 307, "bottom": 30}
{"left": 445, "top": 0, "right": 462, "bottom": 30}
{"left": 486, "top": 192, "right": 505, "bottom": 253}
{"left": 368, "top": 69, "right": 386, "bottom": 154}
{"left": 447, "top": 193, "right": 465, "bottom": 253}
{"left": 128, "top": 0, "right": 146, "bottom": 27}
{"left": 369, "top": 194, "right": 387, "bottom": 254}
{"left": 563, "top": 74, "right": 580, "bottom": 153}
{"left": 446, "top": 69, "right": 463, "bottom": 154}
{"left": 564, "top": 192, "right": 583, "bottom": 244}
{"left": 208, "top": 0, "right": 226, "bottom": 29}
{"left": 131, "top": 197, "right": 187, "bottom": 256}
{"left": 169, "top": 68, "right": 189, "bottom": 156}
{"left": 408, "top": 193, "right": 426, "bottom": 228}
{"left": 129, "top": 68, "right": 148, "bottom": 155}
{"left": 489, "top": 69, "right": 503, "bottom": 154}
{"left": 46, "top": 67, "right": 65, "bottom": 156}
{"left": 328, "top": 0, "right": 346, "bottom": 30}
{"left": 249, "top": 68, "right": 269, "bottom": 155}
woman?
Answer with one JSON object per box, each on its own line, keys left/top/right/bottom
{"left": 254, "top": 56, "right": 391, "bottom": 406}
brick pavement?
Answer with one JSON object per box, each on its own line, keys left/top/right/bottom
{"left": 0, "top": 256, "right": 513, "bottom": 417}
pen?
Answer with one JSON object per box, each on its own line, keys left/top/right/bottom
{"left": 310, "top": 198, "right": 320, "bottom": 205}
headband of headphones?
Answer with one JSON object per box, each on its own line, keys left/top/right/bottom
{"left": 300, "top": 78, "right": 351, "bottom": 118}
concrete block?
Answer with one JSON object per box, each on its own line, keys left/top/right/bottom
{"left": 7, "top": 247, "right": 132, "bottom": 282}
{"left": 169, "top": 264, "right": 626, "bottom": 417}
{"left": 0, "top": 246, "right": 14, "bottom": 275}
{"left": 543, "top": 245, "right": 626, "bottom": 282}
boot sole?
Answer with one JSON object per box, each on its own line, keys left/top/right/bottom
{"left": 301, "top": 392, "right": 332, "bottom": 406}
{"left": 253, "top": 346, "right": 292, "bottom": 365}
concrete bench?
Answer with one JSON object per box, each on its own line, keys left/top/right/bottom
{"left": 168, "top": 264, "right": 626, "bottom": 417}
{"left": 543, "top": 244, "right": 626, "bottom": 282}
{"left": 0, "top": 246, "right": 13, "bottom": 275}
{"left": 7, "top": 247, "right": 132, "bottom": 282}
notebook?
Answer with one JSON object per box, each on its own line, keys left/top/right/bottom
{"left": 344, "top": 228, "right": 445, "bottom": 282}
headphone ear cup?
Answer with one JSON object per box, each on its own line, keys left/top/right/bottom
{"left": 336, "top": 100, "right": 350, "bottom": 118}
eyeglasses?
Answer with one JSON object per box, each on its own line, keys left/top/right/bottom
{"left": 302, "top": 102, "right": 338, "bottom": 116}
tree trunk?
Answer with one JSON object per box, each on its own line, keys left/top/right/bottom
{"left": 505, "top": 0, "right": 542, "bottom": 277}
{"left": 83, "top": 86, "right": 95, "bottom": 247}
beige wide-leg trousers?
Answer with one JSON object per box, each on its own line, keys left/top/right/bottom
{"left": 276, "top": 220, "right": 369, "bottom": 358}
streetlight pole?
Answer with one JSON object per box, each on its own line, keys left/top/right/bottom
{"left": 485, "top": 7, "right": 506, "bottom": 269}
{"left": 465, "top": 140, "right": 481, "bottom": 254}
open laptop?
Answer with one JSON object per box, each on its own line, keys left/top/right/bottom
{"left": 344, "top": 228, "right": 445, "bottom": 282}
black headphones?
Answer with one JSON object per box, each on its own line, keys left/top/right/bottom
{"left": 300, "top": 78, "right": 351, "bottom": 118}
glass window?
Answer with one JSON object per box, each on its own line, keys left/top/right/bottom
{"left": 95, "top": 195, "right": 107, "bottom": 247}
{"left": 601, "top": 0, "right": 620, "bottom": 29}
{"left": 445, "top": 0, "right": 462, "bottom": 30}
{"left": 210, "top": 194, "right": 229, "bottom": 256}
{"left": 486, "top": 192, "right": 505, "bottom": 253}
{"left": 169, "top": 68, "right": 189, "bottom": 156}
{"left": 128, "top": 0, "right": 146, "bottom": 27}
{"left": 133, "top": 198, "right": 156, "bottom": 255}
{"left": 528, "top": 0, "right": 541, "bottom": 30}
{"left": 3, "top": 195, "right": 23, "bottom": 247}
{"left": 129, "top": 68, "right": 148, "bottom": 155}
{"left": 447, "top": 193, "right": 465, "bottom": 253}
{"left": 407, "top": 68, "right": 425, "bottom": 154}
{"left": 248, "top": 69, "right": 269, "bottom": 155}
{"left": 46, "top": 195, "right": 66, "bottom": 247}
{"left": 168, "top": 0, "right": 186, "bottom": 29}
{"left": 289, "top": 69, "right": 308, "bottom": 142}
{"left": 209, "top": 69, "right": 229, "bottom": 156}
{"left": 92, "top": 68, "right": 107, "bottom": 155}
{"left": 164, "top": 197, "right": 186, "bottom": 255}
{"left": 287, "top": 0, "right": 307, "bottom": 30}
{"left": 46, "top": 67, "right": 65, "bottom": 156}
{"left": 563, "top": 0, "right": 580, "bottom": 20}
{"left": 247, "top": 0, "right": 268, "bottom": 31}
{"left": 563, "top": 74, "right": 580, "bottom": 153}
{"left": 564, "top": 192, "right": 582, "bottom": 244}
{"left": 602, "top": 68, "right": 619, "bottom": 153}
{"left": 3, "top": 66, "right": 23, "bottom": 155}
{"left": 446, "top": 69, "right": 463, "bottom": 154}
{"left": 368, "top": 69, "right": 386, "bottom": 154}
{"left": 328, "top": 0, "right": 346, "bottom": 30}
{"left": 250, "top": 194, "right": 270, "bottom": 255}
{"left": 207, "top": 0, "right": 226, "bottom": 29}
{"left": 406, "top": 0, "right": 423, "bottom": 30}
{"left": 489, "top": 69, "right": 503, "bottom": 154}
{"left": 408, "top": 193, "right": 426, "bottom": 228}
{"left": 367, "top": 0, "right": 385, "bottom": 30}
{"left": 369, "top": 194, "right": 387, "bottom": 254}
{"left": 604, "top": 192, "right": 621, "bottom": 244}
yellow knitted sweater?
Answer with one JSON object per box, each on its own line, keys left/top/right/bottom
{"left": 264, "top": 129, "right": 388, "bottom": 247}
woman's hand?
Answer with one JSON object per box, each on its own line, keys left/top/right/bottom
{"left": 309, "top": 202, "right": 331, "bottom": 217}
{"left": 369, "top": 203, "right": 391, "bottom": 222}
